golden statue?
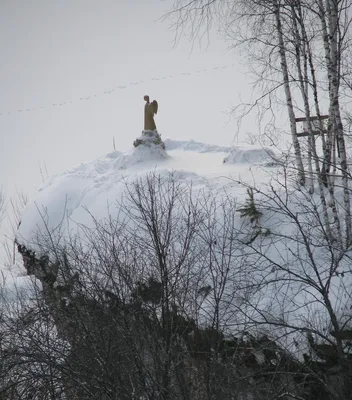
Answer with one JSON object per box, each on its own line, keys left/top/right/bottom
{"left": 144, "top": 95, "right": 158, "bottom": 131}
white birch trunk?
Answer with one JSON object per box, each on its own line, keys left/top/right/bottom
{"left": 308, "top": 45, "right": 342, "bottom": 243}
{"left": 303, "top": 1, "right": 341, "bottom": 244}
{"left": 291, "top": 3, "right": 335, "bottom": 242}
{"left": 320, "top": 0, "right": 351, "bottom": 244}
{"left": 273, "top": 0, "right": 305, "bottom": 186}
{"left": 302, "top": 19, "right": 330, "bottom": 186}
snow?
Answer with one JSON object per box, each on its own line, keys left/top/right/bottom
{"left": 164, "top": 138, "right": 232, "bottom": 153}
{"left": 10, "top": 136, "right": 352, "bottom": 359}
{"left": 223, "top": 145, "right": 279, "bottom": 165}
{"left": 0, "top": 264, "right": 38, "bottom": 303}
{"left": 17, "top": 139, "right": 276, "bottom": 248}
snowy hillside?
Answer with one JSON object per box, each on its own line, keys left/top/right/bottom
{"left": 14, "top": 137, "right": 352, "bottom": 360}
{"left": 17, "top": 139, "right": 278, "bottom": 247}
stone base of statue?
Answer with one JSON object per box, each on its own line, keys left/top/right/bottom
{"left": 133, "top": 130, "right": 165, "bottom": 150}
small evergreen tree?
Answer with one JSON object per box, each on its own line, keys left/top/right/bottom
{"left": 238, "top": 188, "right": 262, "bottom": 225}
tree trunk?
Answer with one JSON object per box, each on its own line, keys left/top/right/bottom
{"left": 319, "top": 0, "right": 351, "bottom": 245}
{"left": 273, "top": 0, "right": 305, "bottom": 186}
{"left": 290, "top": 3, "right": 335, "bottom": 242}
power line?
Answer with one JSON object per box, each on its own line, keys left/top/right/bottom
{"left": 0, "top": 64, "right": 236, "bottom": 117}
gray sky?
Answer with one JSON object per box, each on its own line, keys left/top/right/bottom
{"left": 0, "top": 0, "right": 260, "bottom": 199}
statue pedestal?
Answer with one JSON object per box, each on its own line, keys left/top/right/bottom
{"left": 133, "top": 131, "right": 165, "bottom": 150}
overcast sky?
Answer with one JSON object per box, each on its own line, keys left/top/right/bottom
{"left": 1, "top": 0, "right": 268, "bottom": 199}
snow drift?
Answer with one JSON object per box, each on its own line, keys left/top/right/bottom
{"left": 17, "top": 139, "right": 274, "bottom": 247}
{"left": 223, "top": 145, "right": 278, "bottom": 165}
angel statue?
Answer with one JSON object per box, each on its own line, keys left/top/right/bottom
{"left": 144, "top": 95, "right": 158, "bottom": 131}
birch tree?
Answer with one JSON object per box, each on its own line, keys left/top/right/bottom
{"left": 166, "top": 0, "right": 307, "bottom": 183}
{"left": 165, "top": 0, "right": 352, "bottom": 244}
{"left": 317, "top": 0, "right": 352, "bottom": 242}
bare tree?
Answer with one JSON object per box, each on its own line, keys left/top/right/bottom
{"left": 1, "top": 191, "right": 28, "bottom": 268}
{"left": 164, "top": 0, "right": 352, "bottom": 245}
{"left": 0, "top": 189, "right": 6, "bottom": 228}
{"left": 7, "top": 172, "right": 352, "bottom": 399}
{"left": 230, "top": 171, "right": 352, "bottom": 399}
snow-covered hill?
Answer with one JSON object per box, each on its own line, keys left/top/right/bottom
{"left": 17, "top": 139, "right": 278, "bottom": 247}
{"left": 12, "top": 137, "right": 352, "bottom": 360}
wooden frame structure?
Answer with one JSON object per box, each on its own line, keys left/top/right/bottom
{"left": 296, "top": 115, "right": 329, "bottom": 137}
{"left": 295, "top": 114, "right": 339, "bottom": 184}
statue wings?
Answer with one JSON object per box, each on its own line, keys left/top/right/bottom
{"left": 152, "top": 100, "right": 158, "bottom": 115}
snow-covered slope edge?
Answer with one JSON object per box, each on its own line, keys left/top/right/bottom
{"left": 14, "top": 139, "right": 352, "bottom": 364}
{"left": 223, "top": 146, "right": 279, "bottom": 165}
{"left": 17, "top": 140, "right": 275, "bottom": 247}
{"left": 164, "top": 138, "right": 232, "bottom": 153}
